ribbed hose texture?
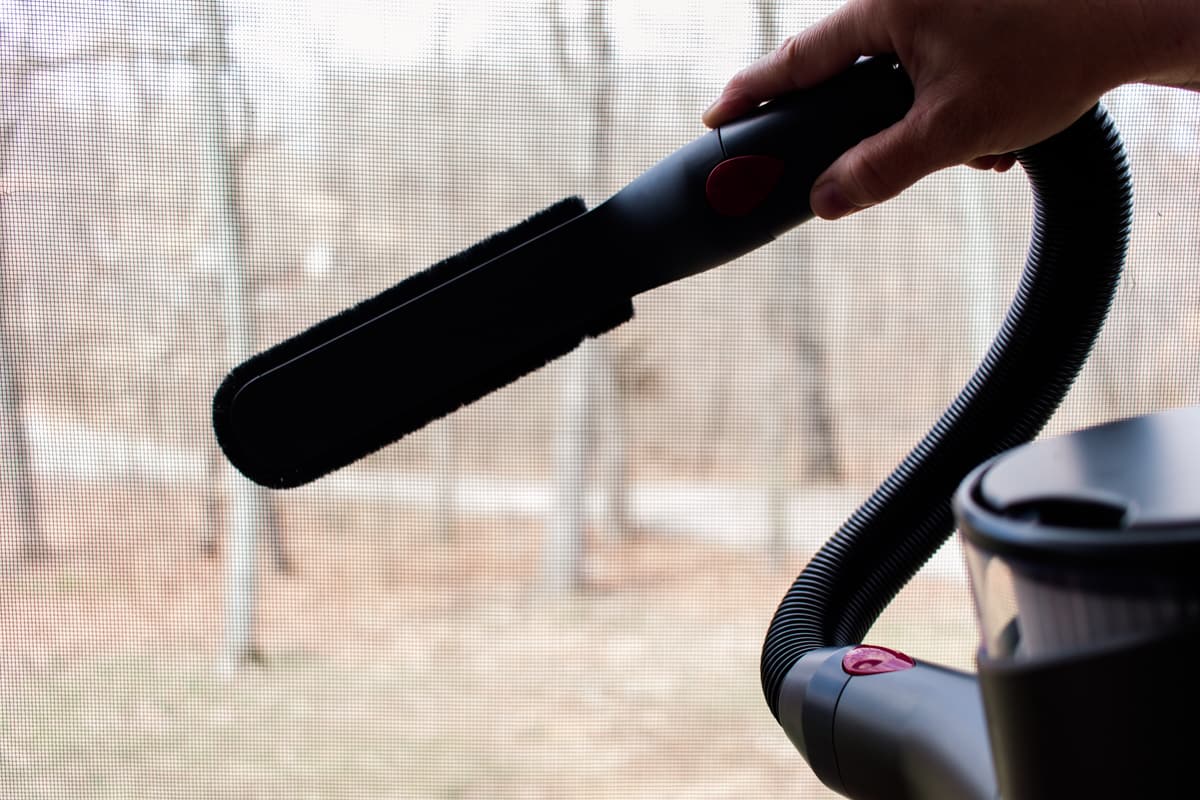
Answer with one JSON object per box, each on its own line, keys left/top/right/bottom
{"left": 761, "top": 105, "right": 1133, "bottom": 720}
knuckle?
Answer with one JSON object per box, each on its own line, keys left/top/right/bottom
{"left": 842, "top": 148, "right": 897, "bottom": 204}
{"left": 778, "top": 32, "right": 805, "bottom": 62}
{"left": 774, "top": 32, "right": 807, "bottom": 77}
{"left": 718, "top": 70, "right": 757, "bottom": 105}
{"left": 910, "top": 95, "right": 980, "bottom": 164}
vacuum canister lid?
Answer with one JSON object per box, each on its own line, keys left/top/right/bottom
{"left": 954, "top": 404, "right": 1200, "bottom": 660}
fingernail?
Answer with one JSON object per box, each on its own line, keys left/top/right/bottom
{"left": 702, "top": 97, "right": 724, "bottom": 125}
{"left": 810, "top": 181, "right": 859, "bottom": 220}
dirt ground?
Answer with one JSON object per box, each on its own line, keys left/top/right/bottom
{"left": 1, "top": 483, "right": 979, "bottom": 799}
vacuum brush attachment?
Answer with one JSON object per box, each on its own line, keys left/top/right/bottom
{"left": 213, "top": 56, "right": 913, "bottom": 489}
{"left": 211, "top": 197, "right": 631, "bottom": 489}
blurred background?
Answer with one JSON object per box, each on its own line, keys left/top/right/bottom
{"left": 2, "top": 1, "right": 1198, "bottom": 797}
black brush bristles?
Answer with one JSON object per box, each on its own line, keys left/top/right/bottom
{"left": 213, "top": 196, "right": 634, "bottom": 489}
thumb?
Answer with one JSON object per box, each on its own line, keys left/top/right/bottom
{"left": 810, "top": 104, "right": 954, "bottom": 219}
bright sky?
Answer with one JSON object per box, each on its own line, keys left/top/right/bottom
{"left": 10, "top": 0, "right": 1195, "bottom": 152}
{"left": 202, "top": 0, "right": 825, "bottom": 134}
{"left": 236, "top": 0, "right": 841, "bottom": 80}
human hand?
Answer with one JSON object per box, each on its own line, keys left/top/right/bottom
{"left": 704, "top": 0, "right": 1199, "bottom": 219}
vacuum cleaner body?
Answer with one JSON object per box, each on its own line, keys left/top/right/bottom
{"left": 960, "top": 405, "right": 1200, "bottom": 798}
{"left": 782, "top": 406, "right": 1200, "bottom": 799}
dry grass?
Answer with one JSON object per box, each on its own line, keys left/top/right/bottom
{"left": 2, "top": 483, "right": 978, "bottom": 799}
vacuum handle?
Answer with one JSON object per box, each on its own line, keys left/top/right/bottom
{"left": 717, "top": 56, "right": 913, "bottom": 234}
{"left": 602, "top": 56, "right": 913, "bottom": 297}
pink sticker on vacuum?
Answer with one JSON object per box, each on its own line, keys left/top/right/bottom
{"left": 842, "top": 645, "right": 917, "bottom": 675}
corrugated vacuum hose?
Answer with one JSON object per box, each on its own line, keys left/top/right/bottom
{"left": 762, "top": 104, "right": 1133, "bottom": 796}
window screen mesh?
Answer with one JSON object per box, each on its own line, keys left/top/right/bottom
{"left": 2, "top": 2, "right": 1198, "bottom": 798}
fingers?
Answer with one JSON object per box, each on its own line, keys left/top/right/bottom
{"left": 994, "top": 154, "right": 1017, "bottom": 173}
{"left": 703, "top": 1, "right": 888, "bottom": 127}
{"left": 812, "top": 145, "right": 1018, "bottom": 220}
{"left": 809, "top": 101, "right": 956, "bottom": 219}
{"left": 971, "top": 153, "right": 1018, "bottom": 173}
{"left": 702, "top": 0, "right": 1036, "bottom": 219}
{"left": 967, "top": 155, "right": 1001, "bottom": 171}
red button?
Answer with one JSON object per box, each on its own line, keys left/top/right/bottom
{"left": 842, "top": 645, "right": 916, "bottom": 676}
{"left": 705, "top": 155, "right": 786, "bottom": 217}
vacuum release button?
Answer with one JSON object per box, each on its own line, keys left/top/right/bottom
{"left": 705, "top": 155, "right": 786, "bottom": 217}
{"left": 842, "top": 645, "right": 916, "bottom": 676}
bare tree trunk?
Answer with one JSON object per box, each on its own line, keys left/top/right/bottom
{"left": 201, "top": 445, "right": 223, "bottom": 557}
{"left": 765, "top": 365, "right": 790, "bottom": 558}
{"left": 0, "top": 189, "right": 41, "bottom": 571}
{"left": 792, "top": 315, "right": 842, "bottom": 482}
{"left": 755, "top": 1, "right": 842, "bottom": 555}
{"left": 599, "top": 342, "right": 631, "bottom": 538}
{"left": 963, "top": 178, "right": 1001, "bottom": 360}
{"left": 431, "top": 19, "right": 457, "bottom": 543}
{"left": 195, "top": 0, "right": 271, "bottom": 670}
{"left": 756, "top": 2, "right": 792, "bottom": 557}
{"left": 0, "top": 62, "right": 41, "bottom": 574}
{"left": 433, "top": 417, "right": 457, "bottom": 541}
{"left": 547, "top": 340, "right": 596, "bottom": 593}
{"left": 587, "top": 0, "right": 629, "bottom": 541}
{"left": 545, "top": 0, "right": 618, "bottom": 591}
{"left": 230, "top": 100, "right": 290, "bottom": 576}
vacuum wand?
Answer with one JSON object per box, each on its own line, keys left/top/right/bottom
{"left": 212, "top": 56, "right": 913, "bottom": 489}
{"left": 208, "top": 48, "right": 1146, "bottom": 800}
